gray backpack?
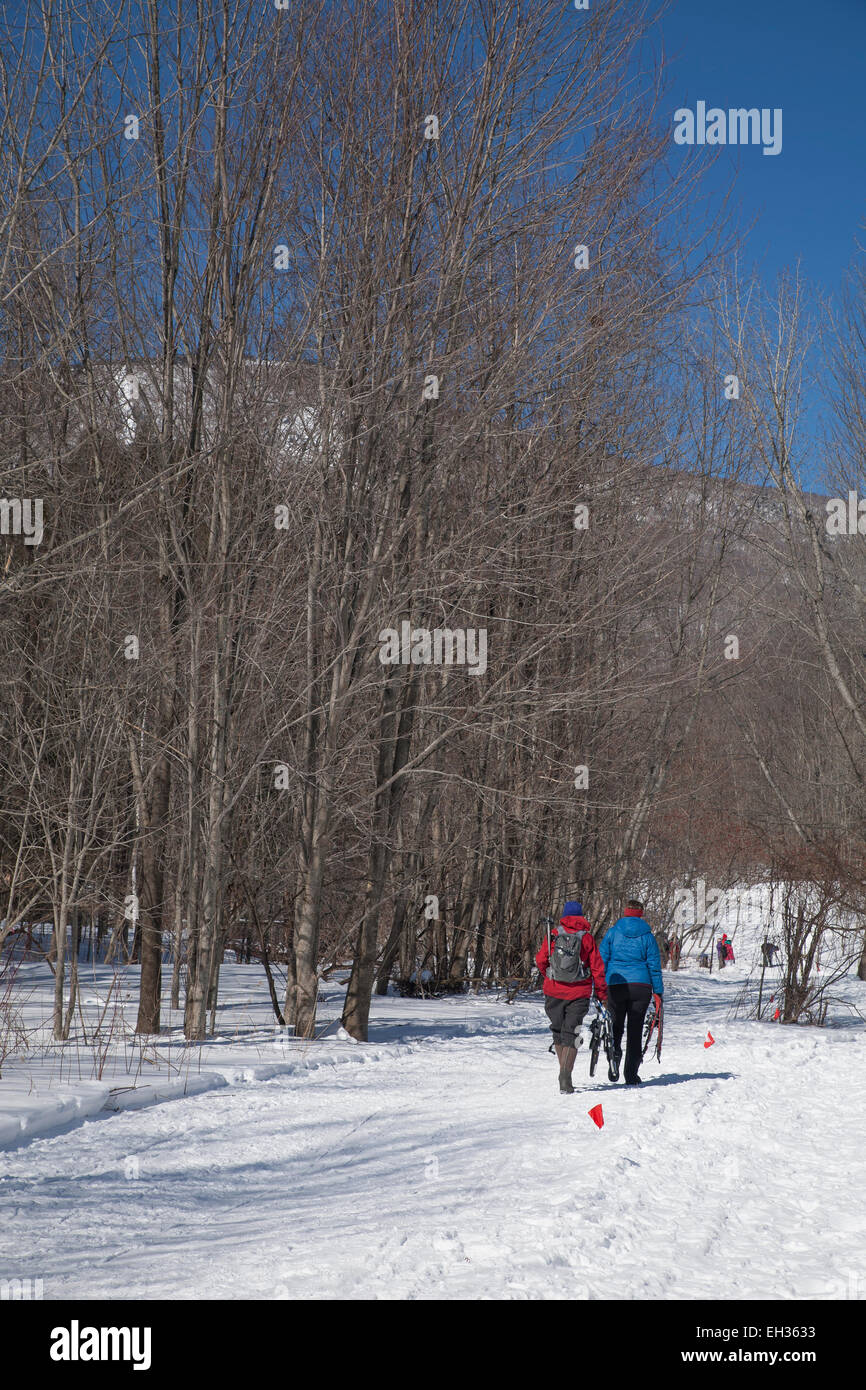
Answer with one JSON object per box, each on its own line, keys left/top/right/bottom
{"left": 549, "top": 926, "right": 591, "bottom": 984}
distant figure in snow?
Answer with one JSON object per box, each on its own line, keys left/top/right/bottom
{"left": 535, "top": 901, "right": 608, "bottom": 1095}
{"left": 600, "top": 899, "right": 663, "bottom": 1086}
{"left": 667, "top": 934, "right": 682, "bottom": 970}
{"left": 761, "top": 939, "right": 777, "bottom": 967}
{"left": 724, "top": 937, "right": 735, "bottom": 964}
{"left": 716, "top": 934, "right": 728, "bottom": 969}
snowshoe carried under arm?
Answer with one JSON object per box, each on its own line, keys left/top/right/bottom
{"left": 588, "top": 1005, "right": 614, "bottom": 1079}
{"left": 641, "top": 996, "right": 664, "bottom": 1063}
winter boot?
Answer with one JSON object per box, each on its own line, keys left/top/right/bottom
{"left": 609, "top": 1046, "right": 622, "bottom": 1082}
{"left": 558, "top": 1046, "right": 577, "bottom": 1094}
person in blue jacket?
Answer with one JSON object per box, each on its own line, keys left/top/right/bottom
{"left": 600, "top": 898, "right": 663, "bottom": 1086}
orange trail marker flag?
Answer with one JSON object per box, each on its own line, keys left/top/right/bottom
{"left": 588, "top": 1104, "right": 604, "bottom": 1129}
{"left": 704, "top": 1030, "right": 715, "bottom": 1048}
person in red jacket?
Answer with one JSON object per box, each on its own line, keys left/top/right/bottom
{"left": 535, "top": 901, "right": 608, "bottom": 1094}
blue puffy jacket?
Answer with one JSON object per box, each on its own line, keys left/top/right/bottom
{"left": 600, "top": 913, "right": 663, "bottom": 993}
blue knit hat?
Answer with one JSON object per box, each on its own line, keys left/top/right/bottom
{"left": 562, "top": 900, "right": 583, "bottom": 917}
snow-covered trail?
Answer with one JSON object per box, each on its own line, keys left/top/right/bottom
{"left": 2, "top": 972, "right": 865, "bottom": 1300}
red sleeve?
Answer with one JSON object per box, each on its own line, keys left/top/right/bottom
{"left": 535, "top": 936, "right": 550, "bottom": 977}
{"left": 583, "top": 932, "right": 608, "bottom": 1001}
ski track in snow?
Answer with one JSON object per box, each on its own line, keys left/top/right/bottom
{"left": 1, "top": 970, "right": 865, "bottom": 1301}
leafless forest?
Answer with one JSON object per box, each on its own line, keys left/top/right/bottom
{"left": 2, "top": 0, "right": 866, "bottom": 1045}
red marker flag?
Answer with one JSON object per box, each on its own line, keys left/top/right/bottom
{"left": 704, "top": 1031, "right": 715, "bottom": 1048}
{"left": 588, "top": 1104, "right": 604, "bottom": 1129}
{"left": 773, "top": 1008, "right": 781, "bottom": 1021}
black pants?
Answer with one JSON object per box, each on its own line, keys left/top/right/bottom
{"left": 544, "top": 995, "right": 590, "bottom": 1048}
{"left": 608, "top": 983, "right": 652, "bottom": 1083}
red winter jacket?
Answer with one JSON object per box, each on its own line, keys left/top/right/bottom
{"left": 536, "top": 916, "right": 608, "bottom": 1002}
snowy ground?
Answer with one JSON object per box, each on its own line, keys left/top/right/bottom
{"left": 1, "top": 943, "right": 865, "bottom": 1301}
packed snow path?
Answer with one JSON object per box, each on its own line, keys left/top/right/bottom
{"left": 2, "top": 969, "right": 865, "bottom": 1300}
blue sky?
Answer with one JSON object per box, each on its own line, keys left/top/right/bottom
{"left": 655, "top": 0, "right": 866, "bottom": 483}
{"left": 658, "top": 0, "right": 866, "bottom": 298}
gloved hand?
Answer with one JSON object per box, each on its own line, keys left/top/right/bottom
{"left": 652, "top": 993, "right": 662, "bottom": 1011}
